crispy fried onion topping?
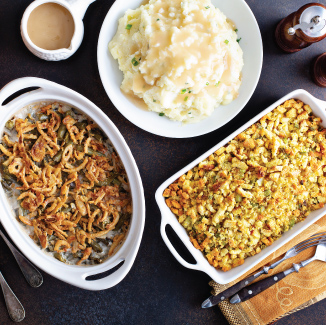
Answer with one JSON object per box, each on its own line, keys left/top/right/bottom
{"left": 1, "top": 103, "right": 132, "bottom": 265}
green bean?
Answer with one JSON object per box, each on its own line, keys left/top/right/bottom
{"left": 5, "top": 120, "right": 15, "bottom": 130}
{"left": 29, "top": 129, "right": 39, "bottom": 136}
{"left": 94, "top": 134, "right": 103, "bottom": 142}
{"left": 37, "top": 114, "right": 49, "bottom": 121}
{"left": 90, "top": 257, "right": 103, "bottom": 264}
{"left": 57, "top": 124, "right": 67, "bottom": 141}
{"left": 73, "top": 252, "right": 83, "bottom": 259}
{"left": 91, "top": 241, "right": 103, "bottom": 253}
{"left": 1, "top": 176, "right": 12, "bottom": 185}
{"left": 75, "top": 121, "right": 87, "bottom": 130}
{"left": 87, "top": 148, "right": 105, "bottom": 157}
{"left": 76, "top": 144, "right": 105, "bottom": 157}
{"left": 21, "top": 208, "right": 29, "bottom": 216}
{"left": 1, "top": 180, "right": 11, "bottom": 191}
{"left": 64, "top": 140, "right": 73, "bottom": 149}
{"left": 64, "top": 110, "right": 72, "bottom": 117}
{"left": 2, "top": 171, "right": 17, "bottom": 183}
{"left": 115, "top": 213, "right": 130, "bottom": 230}
{"left": 112, "top": 178, "right": 121, "bottom": 186}
{"left": 54, "top": 253, "right": 66, "bottom": 263}
{"left": 64, "top": 131, "right": 71, "bottom": 144}
{"left": 98, "top": 221, "right": 108, "bottom": 230}
{"left": 53, "top": 150, "right": 63, "bottom": 163}
{"left": 97, "top": 238, "right": 110, "bottom": 245}
{"left": 76, "top": 143, "right": 103, "bottom": 156}
{"left": 89, "top": 204, "right": 98, "bottom": 211}
{"left": 95, "top": 178, "right": 114, "bottom": 187}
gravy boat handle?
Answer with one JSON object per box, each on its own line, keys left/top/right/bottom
{"left": 65, "top": 0, "right": 96, "bottom": 19}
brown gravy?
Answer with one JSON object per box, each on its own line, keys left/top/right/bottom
{"left": 27, "top": 3, "right": 75, "bottom": 50}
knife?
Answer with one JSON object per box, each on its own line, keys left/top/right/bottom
{"left": 201, "top": 233, "right": 326, "bottom": 308}
{"left": 201, "top": 269, "right": 268, "bottom": 308}
{"left": 230, "top": 242, "right": 326, "bottom": 304}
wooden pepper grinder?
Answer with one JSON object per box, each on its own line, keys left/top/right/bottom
{"left": 275, "top": 3, "right": 326, "bottom": 53}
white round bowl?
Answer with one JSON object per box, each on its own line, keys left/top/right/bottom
{"left": 97, "top": 0, "right": 263, "bottom": 138}
{"left": 0, "top": 77, "right": 145, "bottom": 290}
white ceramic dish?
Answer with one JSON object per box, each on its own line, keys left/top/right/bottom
{"left": 97, "top": 0, "right": 263, "bottom": 138}
{"left": 21, "top": 0, "right": 96, "bottom": 61}
{"left": 156, "top": 89, "right": 326, "bottom": 284}
{"left": 0, "top": 77, "right": 145, "bottom": 290}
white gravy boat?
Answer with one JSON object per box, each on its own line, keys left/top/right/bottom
{"left": 21, "top": 0, "right": 96, "bottom": 61}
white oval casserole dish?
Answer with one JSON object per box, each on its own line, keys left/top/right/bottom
{"left": 156, "top": 89, "right": 326, "bottom": 284}
{"left": 0, "top": 77, "right": 145, "bottom": 290}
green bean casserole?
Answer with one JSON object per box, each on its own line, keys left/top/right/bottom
{"left": 0, "top": 102, "right": 132, "bottom": 266}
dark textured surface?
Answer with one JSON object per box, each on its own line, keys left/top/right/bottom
{"left": 1, "top": 0, "right": 326, "bottom": 324}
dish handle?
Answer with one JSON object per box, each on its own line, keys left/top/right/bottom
{"left": 62, "top": 250, "right": 135, "bottom": 291}
{"left": 160, "top": 216, "right": 206, "bottom": 272}
{"left": 0, "top": 77, "right": 61, "bottom": 108}
{"left": 313, "top": 96, "right": 326, "bottom": 109}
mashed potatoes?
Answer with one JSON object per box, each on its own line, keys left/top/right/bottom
{"left": 109, "top": 0, "right": 244, "bottom": 123}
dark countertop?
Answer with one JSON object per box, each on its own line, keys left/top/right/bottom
{"left": 1, "top": 0, "right": 326, "bottom": 324}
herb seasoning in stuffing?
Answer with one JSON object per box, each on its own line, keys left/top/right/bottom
{"left": 164, "top": 99, "right": 326, "bottom": 271}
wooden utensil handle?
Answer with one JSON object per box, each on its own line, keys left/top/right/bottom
{"left": 235, "top": 272, "right": 286, "bottom": 302}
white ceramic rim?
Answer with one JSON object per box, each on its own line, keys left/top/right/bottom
{"left": 0, "top": 77, "right": 145, "bottom": 290}
{"left": 156, "top": 89, "right": 326, "bottom": 284}
{"left": 97, "top": 0, "right": 263, "bottom": 138}
{"left": 20, "top": 0, "right": 81, "bottom": 55}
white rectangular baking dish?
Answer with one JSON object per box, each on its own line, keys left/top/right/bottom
{"left": 156, "top": 89, "right": 326, "bottom": 284}
{"left": 0, "top": 77, "right": 145, "bottom": 290}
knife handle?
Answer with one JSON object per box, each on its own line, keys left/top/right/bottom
{"left": 211, "top": 274, "right": 257, "bottom": 304}
{"left": 232, "top": 271, "right": 286, "bottom": 303}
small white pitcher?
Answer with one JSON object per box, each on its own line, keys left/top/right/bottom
{"left": 21, "top": 0, "right": 96, "bottom": 61}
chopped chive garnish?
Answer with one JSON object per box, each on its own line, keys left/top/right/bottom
{"left": 131, "top": 57, "right": 139, "bottom": 66}
{"left": 205, "top": 6, "right": 210, "bottom": 9}
{"left": 234, "top": 29, "right": 238, "bottom": 32}
{"left": 206, "top": 82, "right": 209, "bottom": 86}
{"left": 188, "top": 91, "right": 192, "bottom": 93}
{"left": 126, "top": 24, "right": 132, "bottom": 30}
{"left": 181, "top": 89, "right": 187, "bottom": 94}
{"left": 184, "top": 96, "right": 189, "bottom": 101}
{"left": 237, "top": 38, "right": 242, "bottom": 43}
{"left": 215, "top": 81, "right": 220, "bottom": 87}
{"left": 153, "top": 99, "right": 156, "bottom": 102}
{"left": 159, "top": 113, "right": 164, "bottom": 116}
{"left": 188, "top": 112, "right": 191, "bottom": 114}
{"left": 224, "top": 40, "right": 229, "bottom": 44}
{"left": 157, "top": 18, "right": 160, "bottom": 21}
